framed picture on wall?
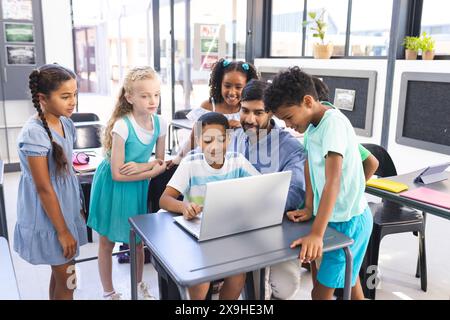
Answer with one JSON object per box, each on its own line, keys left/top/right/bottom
{"left": 334, "top": 88, "right": 356, "bottom": 111}
{"left": 6, "top": 45, "right": 35, "bottom": 65}
{"left": 1, "top": 0, "right": 33, "bottom": 20}
{"left": 4, "top": 22, "right": 34, "bottom": 43}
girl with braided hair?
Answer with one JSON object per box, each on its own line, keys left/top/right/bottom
{"left": 14, "top": 64, "right": 87, "bottom": 300}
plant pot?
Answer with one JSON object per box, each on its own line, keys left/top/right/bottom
{"left": 405, "top": 49, "right": 418, "bottom": 60}
{"left": 422, "top": 50, "right": 435, "bottom": 60}
{"left": 313, "top": 43, "right": 334, "bottom": 59}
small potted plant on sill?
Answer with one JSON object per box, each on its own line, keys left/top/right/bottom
{"left": 303, "top": 9, "right": 333, "bottom": 59}
{"left": 419, "top": 32, "right": 435, "bottom": 60}
{"left": 402, "top": 36, "right": 420, "bottom": 60}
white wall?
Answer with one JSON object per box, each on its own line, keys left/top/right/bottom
{"left": 41, "top": 0, "right": 74, "bottom": 69}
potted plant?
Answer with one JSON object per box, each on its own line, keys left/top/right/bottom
{"left": 419, "top": 32, "right": 435, "bottom": 60}
{"left": 402, "top": 36, "right": 420, "bottom": 60}
{"left": 303, "top": 9, "right": 333, "bottom": 59}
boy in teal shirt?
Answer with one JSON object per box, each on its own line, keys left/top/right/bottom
{"left": 264, "top": 67, "right": 373, "bottom": 300}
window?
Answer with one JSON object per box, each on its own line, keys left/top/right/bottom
{"left": 172, "top": 0, "right": 248, "bottom": 113}
{"left": 72, "top": 0, "right": 152, "bottom": 121}
{"left": 270, "top": 0, "right": 304, "bottom": 56}
{"left": 349, "top": 0, "right": 392, "bottom": 56}
{"left": 270, "top": 0, "right": 392, "bottom": 58}
{"left": 305, "top": 0, "right": 347, "bottom": 57}
{"left": 421, "top": 0, "right": 450, "bottom": 56}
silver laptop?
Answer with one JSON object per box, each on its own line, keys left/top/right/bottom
{"left": 173, "top": 171, "right": 292, "bottom": 241}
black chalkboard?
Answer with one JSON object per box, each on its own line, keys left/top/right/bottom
{"left": 260, "top": 68, "right": 377, "bottom": 137}
{"left": 396, "top": 72, "right": 450, "bottom": 155}
{"left": 320, "top": 76, "right": 369, "bottom": 130}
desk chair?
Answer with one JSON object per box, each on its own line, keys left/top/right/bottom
{"left": 73, "top": 123, "right": 103, "bottom": 242}
{"left": 71, "top": 112, "right": 100, "bottom": 123}
{"left": 73, "top": 124, "right": 103, "bottom": 149}
{"left": 360, "top": 143, "right": 427, "bottom": 299}
{"left": 169, "top": 109, "right": 192, "bottom": 154}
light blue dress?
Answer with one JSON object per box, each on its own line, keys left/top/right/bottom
{"left": 14, "top": 117, "right": 88, "bottom": 266}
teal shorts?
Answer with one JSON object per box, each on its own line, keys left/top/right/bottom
{"left": 317, "top": 207, "right": 373, "bottom": 289}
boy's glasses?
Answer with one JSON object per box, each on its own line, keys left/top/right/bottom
{"left": 72, "top": 152, "right": 95, "bottom": 165}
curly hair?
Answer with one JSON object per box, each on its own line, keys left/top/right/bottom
{"left": 208, "top": 58, "right": 259, "bottom": 104}
{"left": 29, "top": 64, "right": 77, "bottom": 174}
{"left": 103, "top": 66, "right": 159, "bottom": 154}
{"left": 312, "top": 76, "right": 330, "bottom": 102}
{"left": 241, "top": 79, "right": 268, "bottom": 102}
{"left": 263, "top": 66, "right": 318, "bottom": 113}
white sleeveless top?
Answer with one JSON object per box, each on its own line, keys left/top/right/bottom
{"left": 186, "top": 98, "right": 240, "bottom": 122}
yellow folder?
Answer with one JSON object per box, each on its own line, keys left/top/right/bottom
{"left": 366, "top": 179, "right": 409, "bottom": 193}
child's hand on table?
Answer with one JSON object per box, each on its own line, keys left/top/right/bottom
{"left": 287, "top": 208, "right": 312, "bottom": 223}
{"left": 182, "top": 202, "right": 202, "bottom": 220}
{"left": 290, "top": 233, "right": 323, "bottom": 264}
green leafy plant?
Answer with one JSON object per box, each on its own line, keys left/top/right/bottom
{"left": 402, "top": 36, "right": 420, "bottom": 51}
{"left": 419, "top": 32, "right": 435, "bottom": 52}
{"left": 303, "top": 9, "right": 327, "bottom": 45}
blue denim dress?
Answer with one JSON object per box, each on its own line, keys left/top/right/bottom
{"left": 14, "top": 117, "right": 88, "bottom": 266}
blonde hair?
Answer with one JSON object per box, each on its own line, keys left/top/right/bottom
{"left": 103, "top": 66, "right": 159, "bottom": 154}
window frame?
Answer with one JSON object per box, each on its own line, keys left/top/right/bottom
{"left": 264, "top": 0, "right": 450, "bottom": 60}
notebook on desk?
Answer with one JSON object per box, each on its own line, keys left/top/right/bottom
{"left": 400, "top": 187, "right": 450, "bottom": 210}
{"left": 366, "top": 178, "right": 409, "bottom": 193}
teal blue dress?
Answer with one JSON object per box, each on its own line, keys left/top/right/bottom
{"left": 87, "top": 115, "right": 160, "bottom": 243}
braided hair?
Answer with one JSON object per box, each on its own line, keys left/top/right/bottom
{"left": 209, "top": 58, "right": 259, "bottom": 104}
{"left": 28, "top": 64, "right": 77, "bottom": 174}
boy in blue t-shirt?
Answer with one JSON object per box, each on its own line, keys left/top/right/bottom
{"left": 264, "top": 67, "right": 373, "bottom": 300}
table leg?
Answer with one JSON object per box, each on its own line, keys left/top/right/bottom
{"left": 343, "top": 247, "right": 353, "bottom": 300}
{"left": 242, "top": 271, "right": 255, "bottom": 300}
{"left": 130, "top": 229, "right": 138, "bottom": 300}
{"left": 177, "top": 284, "right": 191, "bottom": 300}
{"left": 259, "top": 268, "right": 266, "bottom": 300}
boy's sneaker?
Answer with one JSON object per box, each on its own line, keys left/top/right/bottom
{"left": 103, "top": 291, "right": 122, "bottom": 300}
{"left": 138, "top": 282, "right": 156, "bottom": 300}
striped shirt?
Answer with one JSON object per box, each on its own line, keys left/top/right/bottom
{"left": 167, "top": 151, "right": 260, "bottom": 206}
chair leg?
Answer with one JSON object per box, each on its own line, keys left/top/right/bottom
{"left": 416, "top": 212, "right": 427, "bottom": 279}
{"left": 362, "top": 226, "right": 382, "bottom": 300}
{"left": 418, "top": 229, "right": 427, "bottom": 292}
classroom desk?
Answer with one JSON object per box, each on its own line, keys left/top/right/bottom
{"left": 365, "top": 170, "right": 450, "bottom": 220}
{"left": 0, "top": 160, "right": 7, "bottom": 240}
{"left": 0, "top": 237, "right": 20, "bottom": 300}
{"left": 129, "top": 212, "right": 355, "bottom": 300}
{"left": 73, "top": 148, "right": 103, "bottom": 242}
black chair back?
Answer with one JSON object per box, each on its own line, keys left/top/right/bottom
{"left": 147, "top": 165, "right": 183, "bottom": 213}
{"left": 362, "top": 143, "right": 397, "bottom": 177}
{"left": 73, "top": 124, "right": 103, "bottom": 149}
{"left": 71, "top": 113, "right": 100, "bottom": 122}
{"left": 173, "top": 109, "right": 191, "bottom": 120}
